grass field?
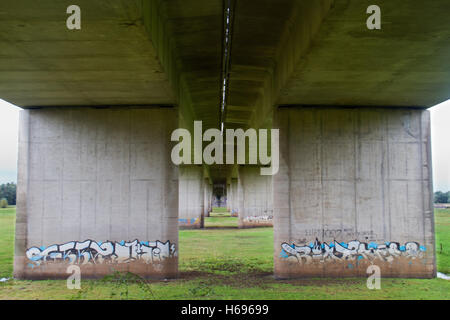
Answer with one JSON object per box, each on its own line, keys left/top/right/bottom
{"left": 0, "top": 206, "right": 14, "bottom": 278}
{"left": 204, "top": 216, "right": 238, "bottom": 228}
{"left": 435, "top": 208, "right": 450, "bottom": 274}
{"left": 0, "top": 207, "right": 449, "bottom": 300}
{"left": 205, "top": 208, "right": 238, "bottom": 228}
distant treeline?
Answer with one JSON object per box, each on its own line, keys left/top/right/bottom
{"left": 434, "top": 191, "right": 450, "bottom": 204}
{"left": 0, "top": 182, "right": 16, "bottom": 206}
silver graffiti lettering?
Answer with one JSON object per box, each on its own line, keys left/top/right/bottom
{"left": 280, "top": 239, "right": 425, "bottom": 264}
{"left": 242, "top": 215, "right": 273, "bottom": 223}
{"left": 26, "top": 239, "right": 177, "bottom": 268}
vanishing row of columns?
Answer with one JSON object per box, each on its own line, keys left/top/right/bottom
{"left": 14, "top": 107, "right": 436, "bottom": 279}
{"left": 178, "top": 166, "right": 274, "bottom": 229}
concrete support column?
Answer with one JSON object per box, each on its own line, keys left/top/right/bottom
{"left": 226, "top": 182, "right": 232, "bottom": 212}
{"left": 14, "top": 108, "right": 179, "bottom": 279}
{"left": 237, "top": 166, "right": 273, "bottom": 228}
{"left": 230, "top": 179, "right": 239, "bottom": 217}
{"left": 237, "top": 177, "right": 244, "bottom": 220}
{"left": 178, "top": 166, "right": 204, "bottom": 229}
{"left": 204, "top": 181, "right": 211, "bottom": 218}
{"left": 208, "top": 184, "right": 213, "bottom": 214}
{"left": 274, "top": 107, "right": 436, "bottom": 278}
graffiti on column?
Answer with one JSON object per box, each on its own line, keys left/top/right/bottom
{"left": 280, "top": 238, "right": 426, "bottom": 264}
{"left": 26, "top": 239, "right": 176, "bottom": 268}
{"left": 178, "top": 218, "right": 200, "bottom": 226}
{"left": 243, "top": 215, "right": 273, "bottom": 223}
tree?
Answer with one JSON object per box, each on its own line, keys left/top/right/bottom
{"left": 0, "top": 182, "right": 16, "bottom": 206}
{"left": 434, "top": 191, "right": 450, "bottom": 204}
{"left": 0, "top": 198, "right": 8, "bottom": 208}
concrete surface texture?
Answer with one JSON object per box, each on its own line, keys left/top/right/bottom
{"left": 230, "top": 179, "right": 239, "bottom": 217}
{"left": 14, "top": 108, "right": 179, "bottom": 279}
{"left": 274, "top": 108, "right": 435, "bottom": 278}
{"left": 203, "top": 181, "right": 212, "bottom": 217}
{"left": 238, "top": 167, "right": 274, "bottom": 228}
{"left": 226, "top": 183, "right": 231, "bottom": 211}
{"left": 0, "top": 0, "right": 446, "bottom": 279}
{"left": 0, "top": 1, "right": 176, "bottom": 107}
{"left": 178, "top": 166, "right": 204, "bottom": 229}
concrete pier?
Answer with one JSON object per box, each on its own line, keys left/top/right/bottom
{"left": 226, "top": 183, "right": 231, "bottom": 212}
{"left": 14, "top": 108, "right": 179, "bottom": 279}
{"left": 178, "top": 166, "right": 205, "bottom": 229}
{"left": 204, "top": 181, "right": 212, "bottom": 217}
{"left": 230, "top": 179, "right": 239, "bottom": 217}
{"left": 238, "top": 167, "right": 273, "bottom": 228}
{"left": 274, "top": 107, "right": 436, "bottom": 278}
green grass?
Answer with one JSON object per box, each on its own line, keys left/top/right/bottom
{"left": 204, "top": 216, "right": 238, "bottom": 228}
{"left": 211, "top": 207, "right": 228, "bottom": 212}
{"left": 0, "top": 206, "right": 15, "bottom": 278}
{"left": 179, "top": 226, "right": 273, "bottom": 274}
{"left": 210, "top": 207, "right": 229, "bottom": 216}
{"left": 0, "top": 207, "right": 449, "bottom": 300}
{"left": 435, "top": 208, "right": 450, "bottom": 274}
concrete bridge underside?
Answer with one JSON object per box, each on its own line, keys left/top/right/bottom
{"left": 0, "top": 0, "right": 448, "bottom": 279}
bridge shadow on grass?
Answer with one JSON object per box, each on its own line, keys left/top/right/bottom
{"left": 204, "top": 216, "right": 238, "bottom": 229}
{"left": 203, "top": 207, "right": 239, "bottom": 229}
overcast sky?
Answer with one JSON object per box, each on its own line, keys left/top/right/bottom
{"left": 0, "top": 99, "right": 19, "bottom": 184}
{"left": 0, "top": 98, "right": 449, "bottom": 191}
{"left": 430, "top": 99, "right": 450, "bottom": 192}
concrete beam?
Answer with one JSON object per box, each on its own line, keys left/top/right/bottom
{"left": 0, "top": 0, "right": 176, "bottom": 107}
{"left": 142, "top": 0, "right": 223, "bottom": 131}
{"left": 227, "top": 0, "right": 334, "bottom": 130}
{"left": 278, "top": 0, "right": 450, "bottom": 107}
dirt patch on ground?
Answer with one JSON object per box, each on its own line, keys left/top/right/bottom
{"left": 157, "top": 270, "right": 363, "bottom": 289}
{"left": 203, "top": 226, "right": 238, "bottom": 230}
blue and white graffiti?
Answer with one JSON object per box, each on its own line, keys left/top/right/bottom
{"left": 178, "top": 218, "right": 201, "bottom": 226}
{"left": 26, "top": 239, "right": 177, "bottom": 268}
{"left": 281, "top": 238, "right": 426, "bottom": 264}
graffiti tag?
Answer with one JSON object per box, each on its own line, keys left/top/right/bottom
{"left": 243, "top": 215, "right": 273, "bottom": 223}
{"left": 281, "top": 238, "right": 426, "bottom": 264}
{"left": 26, "top": 239, "right": 176, "bottom": 268}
